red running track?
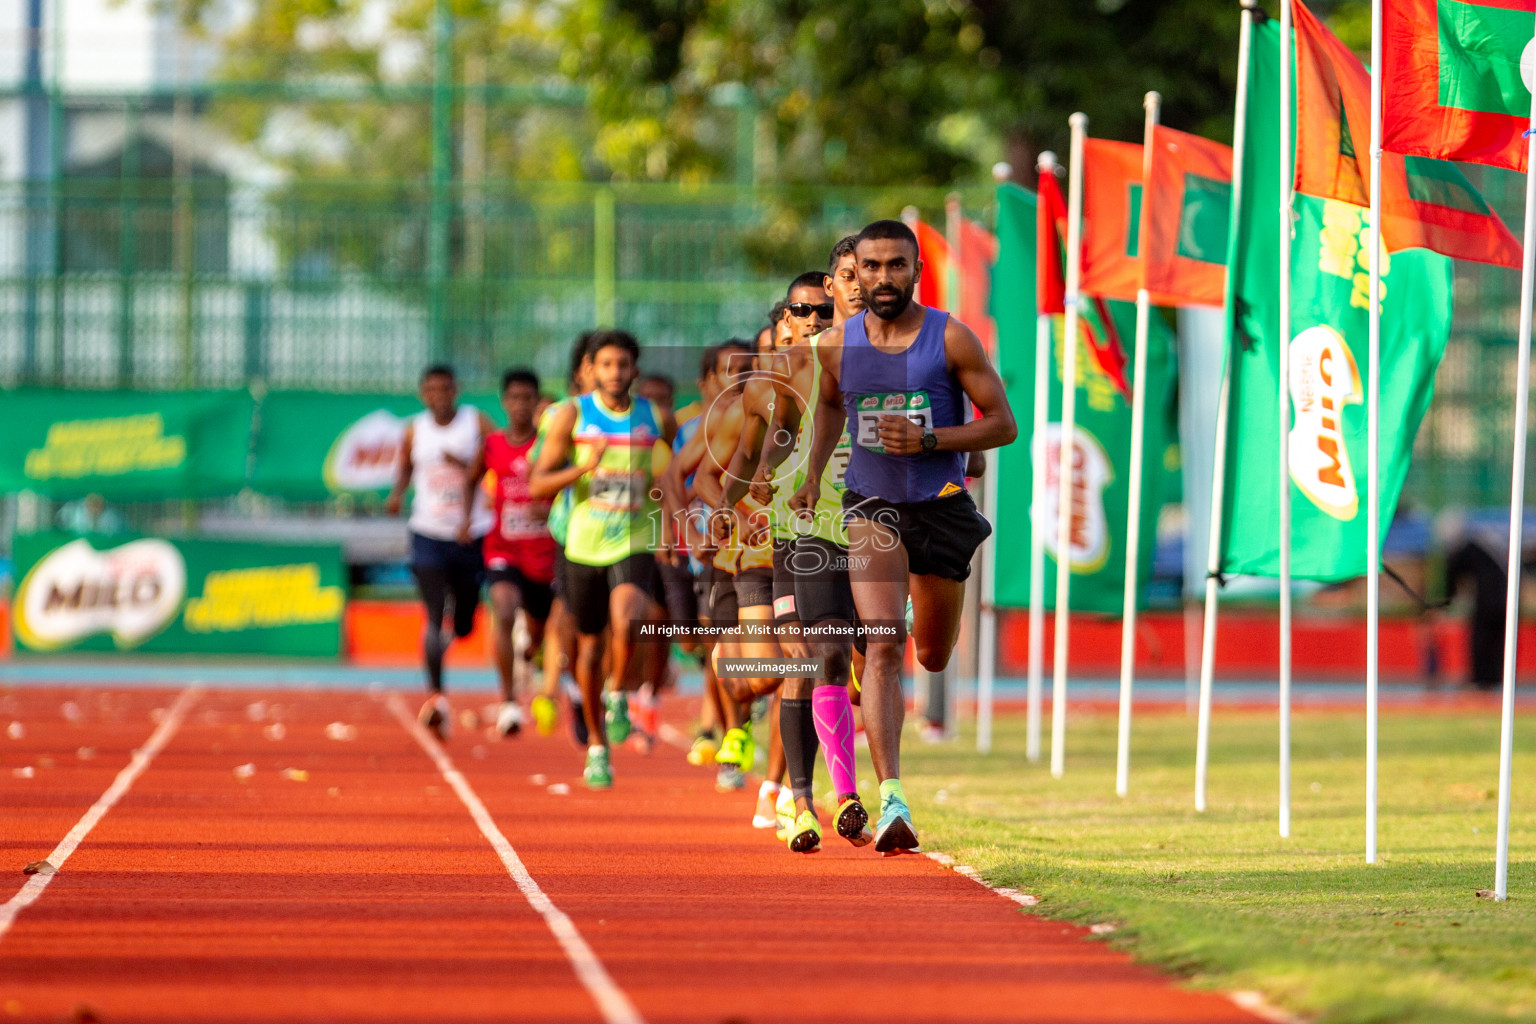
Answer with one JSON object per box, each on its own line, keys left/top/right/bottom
{"left": 0, "top": 686, "right": 1263, "bottom": 1024}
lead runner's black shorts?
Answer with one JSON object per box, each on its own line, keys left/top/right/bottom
{"left": 657, "top": 556, "right": 698, "bottom": 624}
{"left": 841, "top": 488, "right": 992, "bottom": 582}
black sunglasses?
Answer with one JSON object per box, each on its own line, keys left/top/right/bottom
{"left": 787, "top": 301, "right": 834, "bottom": 319}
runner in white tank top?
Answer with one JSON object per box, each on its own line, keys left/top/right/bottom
{"left": 385, "top": 365, "right": 499, "bottom": 739}
{"left": 408, "top": 405, "right": 494, "bottom": 540}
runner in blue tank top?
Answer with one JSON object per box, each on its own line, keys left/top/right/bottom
{"left": 793, "top": 219, "right": 1017, "bottom": 854}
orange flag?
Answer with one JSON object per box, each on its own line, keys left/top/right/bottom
{"left": 1292, "top": 0, "right": 1521, "bottom": 268}
{"left": 1142, "top": 126, "right": 1233, "bottom": 308}
{"left": 1079, "top": 138, "right": 1144, "bottom": 303}
{"left": 957, "top": 216, "right": 998, "bottom": 352}
{"left": 913, "top": 218, "right": 951, "bottom": 311}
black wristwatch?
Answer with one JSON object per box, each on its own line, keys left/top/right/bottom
{"left": 920, "top": 428, "right": 939, "bottom": 452}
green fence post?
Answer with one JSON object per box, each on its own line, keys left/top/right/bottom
{"left": 427, "top": 0, "right": 453, "bottom": 364}
{"left": 593, "top": 186, "right": 615, "bottom": 327}
{"left": 117, "top": 99, "right": 139, "bottom": 387}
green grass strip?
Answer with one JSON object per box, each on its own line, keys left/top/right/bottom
{"left": 897, "top": 708, "right": 1534, "bottom": 1024}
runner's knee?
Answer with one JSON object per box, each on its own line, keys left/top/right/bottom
{"left": 914, "top": 641, "right": 952, "bottom": 673}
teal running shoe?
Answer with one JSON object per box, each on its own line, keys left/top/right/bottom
{"left": 583, "top": 746, "right": 613, "bottom": 789}
{"left": 874, "top": 792, "right": 920, "bottom": 854}
{"left": 604, "top": 691, "right": 632, "bottom": 744}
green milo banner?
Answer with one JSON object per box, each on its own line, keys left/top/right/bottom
{"left": 990, "top": 183, "right": 1179, "bottom": 614}
{"left": 10, "top": 533, "right": 346, "bottom": 656}
{"left": 0, "top": 390, "right": 254, "bottom": 500}
{"left": 1220, "top": 21, "right": 1454, "bottom": 581}
{"left": 251, "top": 391, "right": 504, "bottom": 500}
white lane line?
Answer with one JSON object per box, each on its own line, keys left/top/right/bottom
{"left": 386, "top": 693, "right": 644, "bottom": 1024}
{"left": 0, "top": 684, "right": 202, "bottom": 943}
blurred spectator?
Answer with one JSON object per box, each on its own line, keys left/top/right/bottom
{"left": 57, "top": 494, "right": 126, "bottom": 536}
{"left": 1438, "top": 513, "right": 1523, "bottom": 690}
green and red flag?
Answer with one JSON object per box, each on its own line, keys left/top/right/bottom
{"left": 1293, "top": 0, "right": 1522, "bottom": 268}
{"left": 1143, "top": 126, "right": 1233, "bottom": 307}
{"left": 1382, "top": 0, "right": 1534, "bottom": 172}
{"left": 1080, "top": 138, "right": 1145, "bottom": 303}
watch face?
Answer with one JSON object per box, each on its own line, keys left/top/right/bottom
{"left": 921, "top": 431, "right": 937, "bottom": 451}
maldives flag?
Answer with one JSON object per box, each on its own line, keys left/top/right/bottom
{"left": 1079, "top": 138, "right": 1144, "bottom": 303}
{"left": 957, "top": 216, "right": 998, "bottom": 352}
{"left": 1382, "top": 0, "right": 1533, "bottom": 172}
{"left": 1143, "top": 126, "right": 1233, "bottom": 308}
{"left": 914, "top": 218, "right": 952, "bottom": 311}
{"left": 1293, "top": 0, "right": 1522, "bottom": 268}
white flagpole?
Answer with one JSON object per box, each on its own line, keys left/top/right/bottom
{"left": 1197, "top": 0, "right": 1255, "bottom": 813}
{"left": 1277, "top": 0, "right": 1296, "bottom": 841}
{"left": 1026, "top": 152, "right": 1059, "bottom": 764}
{"left": 1117, "top": 91, "right": 1161, "bottom": 798}
{"left": 1492, "top": 33, "right": 1536, "bottom": 904}
{"left": 1365, "top": 0, "right": 1384, "bottom": 865}
{"left": 1053, "top": 113, "right": 1088, "bottom": 779}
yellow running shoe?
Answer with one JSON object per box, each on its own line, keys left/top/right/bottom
{"left": 686, "top": 734, "right": 718, "bottom": 767}
{"left": 530, "top": 695, "right": 558, "bottom": 736}
{"left": 715, "top": 724, "right": 755, "bottom": 769}
{"left": 774, "top": 786, "right": 796, "bottom": 841}
{"left": 787, "top": 810, "right": 822, "bottom": 853}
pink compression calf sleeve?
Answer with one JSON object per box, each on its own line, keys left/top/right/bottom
{"left": 811, "top": 685, "right": 858, "bottom": 798}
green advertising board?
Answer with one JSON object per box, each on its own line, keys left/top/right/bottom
{"left": 0, "top": 389, "right": 254, "bottom": 500}
{"left": 10, "top": 533, "right": 345, "bottom": 657}
{"left": 250, "top": 391, "right": 505, "bottom": 500}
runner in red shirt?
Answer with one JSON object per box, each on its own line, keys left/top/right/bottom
{"left": 460, "top": 369, "right": 560, "bottom": 737}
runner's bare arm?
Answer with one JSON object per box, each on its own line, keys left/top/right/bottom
{"left": 874, "top": 319, "right": 1017, "bottom": 455}
{"left": 528, "top": 403, "right": 603, "bottom": 499}
{"left": 456, "top": 442, "right": 488, "bottom": 543}
{"left": 720, "top": 381, "right": 772, "bottom": 508}
{"left": 657, "top": 423, "right": 715, "bottom": 560}
{"left": 691, "top": 402, "right": 743, "bottom": 511}
{"left": 384, "top": 422, "right": 414, "bottom": 516}
{"left": 790, "top": 331, "right": 847, "bottom": 514}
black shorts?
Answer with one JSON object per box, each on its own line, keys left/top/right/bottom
{"left": 842, "top": 489, "right": 992, "bottom": 582}
{"left": 710, "top": 570, "right": 739, "bottom": 629}
{"left": 563, "top": 553, "right": 657, "bottom": 636}
{"left": 657, "top": 556, "right": 698, "bottom": 624}
{"left": 790, "top": 536, "right": 858, "bottom": 626}
{"left": 486, "top": 565, "right": 555, "bottom": 622}
{"left": 551, "top": 548, "right": 568, "bottom": 601}
{"left": 734, "top": 564, "right": 774, "bottom": 610}
{"left": 693, "top": 564, "right": 713, "bottom": 622}
{"left": 771, "top": 538, "right": 799, "bottom": 623}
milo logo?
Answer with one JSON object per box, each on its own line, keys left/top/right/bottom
{"left": 907, "top": 394, "right": 928, "bottom": 409}
{"left": 13, "top": 538, "right": 186, "bottom": 650}
{"left": 1288, "top": 325, "right": 1361, "bottom": 521}
{"left": 860, "top": 396, "right": 880, "bottom": 410}
{"left": 1034, "top": 424, "right": 1113, "bottom": 573}
{"left": 882, "top": 393, "right": 906, "bottom": 411}
{"left": 324, "top": 409, "right": 405, "bottom": 493}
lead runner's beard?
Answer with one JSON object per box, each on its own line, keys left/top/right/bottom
{"left": 865, "top": 282, "right": 913, "bottom": 320}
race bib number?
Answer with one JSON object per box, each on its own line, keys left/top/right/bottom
{"left": 499, "top": 501, "right": 539, "bottom": 539}
{"left": 590, "top": 466, "right": 644, "bottom": 513}
{"left": 854, "top": 391, "right": 932, "bottom": 453}
{"left": 827, "top": 435, "right": 852, "bottom": 491}
{"left": 422, "top": 464, "right": 464, "bottom": 515}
